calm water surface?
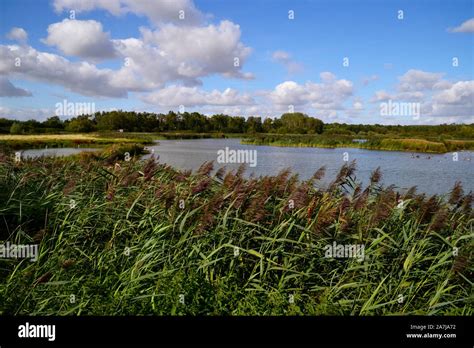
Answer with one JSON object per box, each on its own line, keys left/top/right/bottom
{"left": 142, "top": 138, "right": 474, "bottom": 195}
{"left": 23, "top": 139, "right": 473, "bottom": 195}
{"left": 20, "top": 147, "right": 99, "bottom": 158}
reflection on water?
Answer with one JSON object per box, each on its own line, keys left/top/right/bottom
{"left": 20, "top": 147, "right": 99, "bottom": 159}
{"left": 142, "top": 138, "right": 474, "bottom": 195}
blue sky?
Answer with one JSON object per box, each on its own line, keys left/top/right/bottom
{"left": 0, "top": 0, "right": 473, "bottom": 124}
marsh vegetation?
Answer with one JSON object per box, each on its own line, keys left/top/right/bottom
{"left": 0, "top": 145, "right": 472, "bottom": 315}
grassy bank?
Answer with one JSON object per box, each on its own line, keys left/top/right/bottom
{"left": 0, "top": 133, "right": 153, "bottom": 150}
{"left": 242, "top": 134, "right": 474, "bottom": 153}
{"left": 0, "top": 148, "right": 472, "bottom": 315}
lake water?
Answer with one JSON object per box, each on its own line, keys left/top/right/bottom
{"left": 20, "top": 147, "right": 99, "bottom": 159}
{"left": 22, "top": 139, "right": 473, "bottom": 195}
{"left": 142, "top": 138, "right": 474, "bottom": 195}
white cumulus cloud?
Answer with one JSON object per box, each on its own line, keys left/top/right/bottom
{"left": 268, "top": 72, "right": 353, "bottom": 110}
{"left": 371, "top": 69, "right": 474, "bottom": 123}
{"left": 397, "top": 69, "right": 445, "bottom": 92}
{"left": 448, "top": 18, "right": 474, "bottom": 33}
{"left": 52, "top": 0, "right": 204, "bottom": 26}
{"left": 43, "top": 19, "right": 117, "bottom": 61}
{"left": 139, "top": 21, "right": 253, "bottom": 80}
{"left": 6, "top": 27, "right": 28, "bottom": 43}
{"left": 0, "top": 77, "right": 32, "bottom": 97}
{"left": 0, "top": 44, "right": 141, "bottom": 97}
{"left": 272, "top": 50, "right": 303, "bottom": 74}
{"left": 141, "top": 85, "right": 255, "bottom": 107}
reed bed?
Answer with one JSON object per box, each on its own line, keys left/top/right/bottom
{"left": 242, "top": 134, "right": 474, "bottom": 153}
{"left": 0, "top": 148, "right": 472, "bottom": 315}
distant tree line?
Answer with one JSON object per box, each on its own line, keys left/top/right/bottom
{"left": 0, "top": 112, "right": 324, "bottom": 135}
{"left": 0, "top": 111, "right": 472, "bottom": 138}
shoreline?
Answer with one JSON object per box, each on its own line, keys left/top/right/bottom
{"left": 1, "top": 132, "right": 473, "bottom": 155}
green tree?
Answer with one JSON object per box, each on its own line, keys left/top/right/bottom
{"left": 10, "top": 122, "right": 25, "bottom": 134}
{"left": 279, "top": 113, "right": 324, "bottom": 134}
{"left": 43, "top": 116, "right": 64, "bottom": 130}
{"left": 262, "top": 118, "right": 274, "bottom": 133}
{"left": 65, "top": 116, "right": 95, "bottom": 132}
{"left": 245, "top": 116, "right": 263, "bottom": 133}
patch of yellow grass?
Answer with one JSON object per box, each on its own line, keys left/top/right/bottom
{"left": 0, "top": 133, "right": 150, "bottom": 149}
{"left": 0, "top": 134, "right": 99, "bottom": 141}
